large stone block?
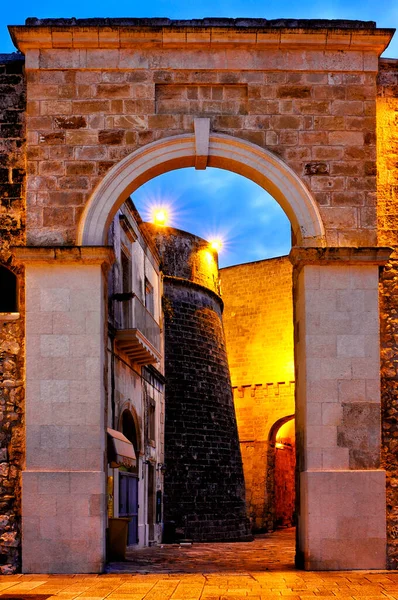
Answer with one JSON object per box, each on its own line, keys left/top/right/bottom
{"left": 299, "top": 470, "right": 386, "bottom": 570}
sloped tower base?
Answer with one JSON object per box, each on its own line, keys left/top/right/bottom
{"left": 146, "top": 225, "right": 251, "bottom": 542}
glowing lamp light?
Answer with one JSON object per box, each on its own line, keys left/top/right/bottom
{"left": 152, "top": 207, "right": 169, "bottom": 227}
{"left": 209, "top": 238, "right": 223, "bottom": 252}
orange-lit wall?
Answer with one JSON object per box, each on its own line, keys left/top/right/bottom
{"left": 220, "top": 256, "right": 295, "bottom": 531}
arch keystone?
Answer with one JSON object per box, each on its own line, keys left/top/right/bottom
{"left": 194, "top": 118, "right": 210, "bottom": 170}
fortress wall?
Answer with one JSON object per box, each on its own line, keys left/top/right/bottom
{"left": 147, "top": 226, "right": 250, "bottom": 541}
{"left": 220, "top": 257, "right": 295, "bottom": 530}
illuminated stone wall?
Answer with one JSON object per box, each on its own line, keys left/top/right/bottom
{"left": 0, "top": 18, "right": 397, "bottom": 572}
{"left": 220, "top": 257, "right": 295, "bottom": 530}
{"left": 11, "top": 19, "right": 388, "bottom": 250}
{"left": 377, "top": 57, "right": 398, "bottom": 569}
{"left": 0, "top": 53, "right": 25, "bottom": 573}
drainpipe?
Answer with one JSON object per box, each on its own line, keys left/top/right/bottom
{"left": 110, "top": 333, "right": 116, "bottom": 429}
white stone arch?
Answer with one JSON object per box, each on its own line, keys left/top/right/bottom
{"left": 77, "top": 133, "right": 326, "bottom": 247}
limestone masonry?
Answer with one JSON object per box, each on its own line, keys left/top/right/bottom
{"left": 220, "top": 257, "right": 294, "bottom": 532}
{"left": 0, "top": 17, "right": 397, "bottom": 572}
{"left": 0, "top": 53, "right": 25, "bottom": 573}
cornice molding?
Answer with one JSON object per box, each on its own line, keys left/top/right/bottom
{"left": 9, "top": 25, "right": 394, "bottom": 55}
{"left": 11, "top": 246, "right": 115, "bottom": 266}
{"left": 289, "top": 246, "right": 393, "bottom": 269}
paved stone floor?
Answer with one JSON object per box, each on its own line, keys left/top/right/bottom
{"left": 0, "top": 531, "right": 398, "bottom": 599}
{"left": 109, "top": 528, "right": 296, "bottom": 573}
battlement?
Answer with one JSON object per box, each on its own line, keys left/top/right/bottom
{"left": 234, "top": 382, "right": 295, "bottom": 399}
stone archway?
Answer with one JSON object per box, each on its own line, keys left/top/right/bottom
{"left": 77, "top": 130, "right": 325, "bottom": 248}
{"left": 8, "top": 17, "right": 394, "bottom": 574}
{"left": 16, "top": 135, "right": 390, "bottom": 573}
{"left": 73, "top": 133, "right": 389, "bottom": 571}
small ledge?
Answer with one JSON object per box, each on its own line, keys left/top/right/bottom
{"left": 289, "top": 246, "right": 393, "bottom": 269}
{"left": 11, "top": 245, "right": 115, "bottom": 266}
{"left": 0, "top": 313, "right": 20, "bottom": 321}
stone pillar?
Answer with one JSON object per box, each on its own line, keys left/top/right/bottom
{"left": 13, "top": 246, "right": 113, "bottom": 574}
{"left": 290, "top": 247, "right": 392, "bottom": 571}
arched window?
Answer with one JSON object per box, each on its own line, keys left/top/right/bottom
{"left": 0, "top": 266, "right": 18, "bottom": 313}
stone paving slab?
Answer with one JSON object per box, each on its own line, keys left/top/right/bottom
{"left": 2, "top": 573, "right": 398, "bottom": 600}
{"left": 108, "top": 529, "right": 296, "bottom": 574}
{"left": 0, "top": 530, "right": 397, "bottom": 599}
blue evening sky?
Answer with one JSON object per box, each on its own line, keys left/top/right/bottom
{"left": 2, "top": 2, "right": 397, "bottom": 267}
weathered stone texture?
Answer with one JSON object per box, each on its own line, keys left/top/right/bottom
{"left": 0, "top": 20, "right": 395, "bottom": 571}
{"left": 220, "top": 258, "right": 295, "bottom": 531}
{"left": 143, "top": 224, "right": 220, "bottom": 294}
{"left": 220, "top": 257, "right": 294, "bottom": 386}
{"left": 18, "top": 28, "right": 380, "bottom": 248}
{"left": 149, "top": 228, "right": 250, "bottom": 542}
{"left": 377, "top": 57, "right": 398, "bottom": 570}
{"left": 0, "top": 53, "right": 26, "bottom": 573}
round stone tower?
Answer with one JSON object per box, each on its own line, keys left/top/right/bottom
{"left": 144, "top": 224, "right": 251, "bottom": 542}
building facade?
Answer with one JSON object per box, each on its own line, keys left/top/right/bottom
{"left": 0, "top": 17, "right": 397, "bottom": 573}
{"left": 106, "top": 200, "right": 165, "bottom": 548}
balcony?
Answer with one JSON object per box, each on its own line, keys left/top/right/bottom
{"left": 114, "top": 295, "right": 161, "bottom": 365}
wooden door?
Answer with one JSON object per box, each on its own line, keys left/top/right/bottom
{"left": 119, "top": 472, "right": 139, "bottom": 545}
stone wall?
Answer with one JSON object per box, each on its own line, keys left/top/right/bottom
{"left": 220, "top": 257, "right": 294, "bottom": 386}
{"left": 377, "top": 57, "right": 398, "bottom": 569}
{"left": 0, "top": 53, "right": 26, "bottom": 573}
{"left": 148, "top": 227, "right": 250, "bottom": 542}
{"left": 143, "top": 224, "right": 219, "bottom": 294}
{"left": 220, "top": 257, "right": 295, "bottom": 530}
{"left": 13, "top": 19, "right": 385, "bottom": 249}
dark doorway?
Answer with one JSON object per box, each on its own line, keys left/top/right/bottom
{"left": 119, "top": 472, "right": 139, "bottom": 546}
{"left": 120, "top": 409, "right": 140, "bottom": 545}
{"left": 147, "top": 463, "right": 155, "bottom": 542}
{"left": 0, "top": 266, "right": 17, "bottom": 313}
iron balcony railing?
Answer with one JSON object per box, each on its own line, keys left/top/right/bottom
{"left": 113, "top": 293, "right": 161, "bottom": 364}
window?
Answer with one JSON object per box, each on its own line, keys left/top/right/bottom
{"left": 121, "top": 251, "right": 131, "bottom": 294}
{"left": 145, "top": 278, "right": 154, "bottom": 316}
{"left": 0, "top": 266, "right": 18, "bottom": 313}
{"left": 121, "top": 250, "right": 132, "bottom": 328}
{"left": 148, "top": 398, "right": 156, "bottom": 446}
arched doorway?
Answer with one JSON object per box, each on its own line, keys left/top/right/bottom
{"left": 119, "top": 409, "right": 140, "bottom": 546}
{"left": 76, "top": 132, "right": 322, "bottom": 561}
{"left": 271, "top": 416, "right": 295, "bottom": 530}
{"left": 73, "top": 133, "right": 386, "bottom": 571}
{"left": 18, "top": 131, "right": 388, "bottom": 572}
{"left": 121, "top": 408, "right": 140, "bottom": 459}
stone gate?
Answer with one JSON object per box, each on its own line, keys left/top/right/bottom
{"left": 1, "top": 17, "right": 398, "bottom": 572}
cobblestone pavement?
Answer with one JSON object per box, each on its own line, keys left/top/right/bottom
{"left": 1, "top": 531, "right": 398, "bottom": 599}
{"left": 109, "top": 528, "right": 296, "bottom": 573}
